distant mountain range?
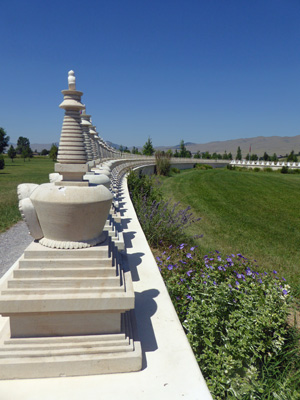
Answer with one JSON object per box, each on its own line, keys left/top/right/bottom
{"left": 9, "top": 135, "right": 300, "bottom": 157}
{"left": 156, "top": 135, "right": 300, "bottom": 157}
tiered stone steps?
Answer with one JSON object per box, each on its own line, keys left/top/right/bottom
{"left": 0, "top": 311, "right": 141, "bottom": 379}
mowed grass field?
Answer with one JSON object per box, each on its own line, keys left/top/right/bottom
{"left": 0, "top": 156, "right": 55, "bottom": 233}
{"left": 161, "top": 168, "right": 300, "bottom": 294}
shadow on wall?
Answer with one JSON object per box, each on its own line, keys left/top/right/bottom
{"left": 135, "top": 289, "right": 159, "bottom": 369}
{"left": 125, "top": 251, "right": 145, "bottom": 282}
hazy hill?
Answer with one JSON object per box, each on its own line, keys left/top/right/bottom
{"left": 9, "top": 135, "right": 300, "bottom": 157}
{"left": 156, "top": 135, "right": 300, "bottom": 157}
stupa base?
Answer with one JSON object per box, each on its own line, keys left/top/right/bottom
{"left": 0, "top": 311, "right": 142, "bottom": 379}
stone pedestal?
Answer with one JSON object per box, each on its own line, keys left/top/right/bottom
{"left": 0, "top": 236, "right": 141, "bottom": 378}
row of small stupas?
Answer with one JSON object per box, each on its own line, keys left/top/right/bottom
{"left": 0, "top": 70, "right": 143, "bottom": 379}
{"left": 230, "top": 159, "right": 300, "bottom": 169}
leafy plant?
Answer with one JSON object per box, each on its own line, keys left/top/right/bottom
{"left": 158, "top": 246, "right": 300, "bottom": 399}
{"left": 195, "top": 164, "right": 213, "bottom": 170}
{"left": 155, "top": 151, "right": 171, "bottom": 176}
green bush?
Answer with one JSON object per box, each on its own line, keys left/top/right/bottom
{"left": 281, "top": 166, "right": 289, "bottom": 174}
{"left": 196, "top": 164, "right": 213, "bottom": 170}
{"left": 226, "top": 164, "right": 235, "bottom": 170}
{"left": 287, "top": 168, "right": 300, "bottom": 175}
{"left": 253, "top": 167, "right": 260, "bottom": 172}
{"left": 263, "top": 167, "right": 273, "bottom": 173}
{"left": 0, "top": 154, "right": 5, "bottom": 170}
{"left": 158, "top": 246, "right": 299, "bottom": 399}
{"left": 171, "top": 167, "right": 180, "bottom": 174}
{"left": 155, "top": 151, "right": 171, "bottom": 176}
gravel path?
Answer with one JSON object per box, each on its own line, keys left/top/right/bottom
{"left": 0, "top": 221, "right": 33, "bottom": 277}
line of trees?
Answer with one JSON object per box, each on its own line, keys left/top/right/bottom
{"left": 0, "top": 127, "right": 9, "bottom": 169}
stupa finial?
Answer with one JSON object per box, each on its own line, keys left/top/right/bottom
{"left": 68, "top": 70, "right": 76, "bottom": 90}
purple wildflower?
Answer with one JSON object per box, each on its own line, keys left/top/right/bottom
{"left": 186, "top": 270, "right": 193, "bottom": 277}
{"left": 273, "top": 270, "right": 277, "bottom": 274}
{"left": 218, "top": 266, "right": 223, "bottom": 271}
{"left": 186, "top": 295, "right": 193, "bottom": 301}
{"left": 282, "top": 289, "right": 288, "bottom": 295}
{"left": 186, "top": 253, "right": 193, "bottom": 259}
{"left": 213, "top": 281, "right": 217, "bottom": 286}
{"left": 167, "top": 265, "right": 173, "bottom": 270}
{"left": 190, "top": 247, "right": 195, "bottom": 251}
{"left": 282, "top": 277, "right": 286, "bottom": 281}
{"left": 169, "top": 245, "right": 173, "bottom": 249}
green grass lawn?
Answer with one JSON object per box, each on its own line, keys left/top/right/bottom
{"left": 160, "top": 168, "right": 300, "bottom": 294}
{"left": 0, "top": 155, "right": 55, "bottom": 233}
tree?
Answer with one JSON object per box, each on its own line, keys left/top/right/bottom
{"left": 7, "top": 145, "right": 17, "bottom": 162}
{"left": 236, "top": 146, "right": 242, "bottom": 160}
{"left": 271, "top": 153, "right": 278, "bottom": 162}
{"left": 202, "top": 151, "right": 211, "bottom": 159}
{"left": 287, "top": 150, "right": 298, "bottom": 162}
{"left": 194, "top": 151, "right": 201, "bottom": 159}
{"left": 228, "top": 152, "right": 233, "bottom": 160}
{"left": 27, "top": 147, "right": 33, "bottom": 160}
{"left": 41, "top": 149, "right": 49, "bottom": 156}
{"left": 166, "top": 149, "right": 173, "bottom": 157}
{"left": 131, "top": 146, "right": 139, "bottom": 154}
{"left": 49, "top": 144, "right": 58, "bottom": 161}
{"left": 178, "top": 140, "right": 192, "bottom": 158}
{"left": 0, "top": 154, "right": 5, "bottom": 170}
{"left": 22, "top": 147, "right": 29, "bottom": 162}
{"left": 142, "top": 137, "right": 154, "bottom": 156}
{"left": 0, "top": 127, "right": 9, "bottom": 154}
{"left": 212, "top": 152, "right": 221, "bottom": 160}
{"left": 222, "top": 151, "right": 228, "bottom": 160}
{"left": 16, "top": 136, "right": 31, "bottom": 155}
{"left": 263, "top": 152, "right": 270, "bottom": 161}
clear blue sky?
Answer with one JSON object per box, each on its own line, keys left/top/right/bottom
{"left": 1, "top": 0, "right": 300, "bottom": 148}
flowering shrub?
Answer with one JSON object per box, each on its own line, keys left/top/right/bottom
{"left": 158, "top": 245, "right": 297, "bottom": 399}
{"left": 127, "top": 171, "right": 200, "bottom": 247}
